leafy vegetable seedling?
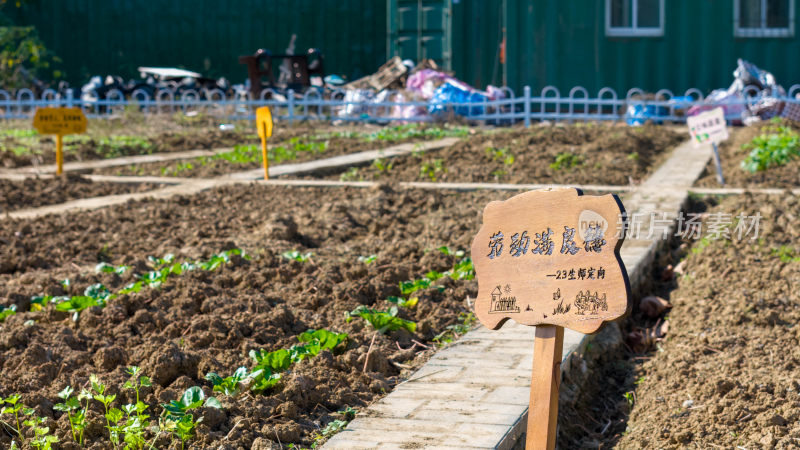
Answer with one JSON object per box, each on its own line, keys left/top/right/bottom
{"left": 0, "top": 304, "right": 16, "bottom": 322}
{"left": 358, "top": 254, "right": 377, "bottom": 265}
{"left": 345, "top": 306, "right": 416, "bottom": 334}
{"left": 282, "top": 250, "right": 313, "bottom": 263}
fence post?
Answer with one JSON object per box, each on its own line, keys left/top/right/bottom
{"left": 66, "top": 89, "right": 74, "bottom": 108}
{"left": 287, "top": 89, "right": 295, "bottom": 125}
{"left": 524, "top": 86, "right": 531, "bottom": 128}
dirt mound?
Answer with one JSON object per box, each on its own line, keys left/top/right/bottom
{"left": 558, "top": 193, "right": 800, "bottom": 448}
{"left": 310, "top": 124, "right": 684, "bottom": 186}
{"left": 0, "top": 184, "right": 510, "bottom": 448}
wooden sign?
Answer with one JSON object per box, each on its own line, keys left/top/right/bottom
{"left": 255, "top": 106, "right": 273, "bottom": 179}
{"left": 33, "top": 107, "right": 88, "bottom": 175}
{"left": 470, "top": 188, "right": 630, "bottom": 450}
{"left": 687, "top": 107, "right": 728, "bottom": 147}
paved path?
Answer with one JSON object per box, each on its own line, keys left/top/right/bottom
{"left": 323, "top": 139, "right": 712, "bottom": 449}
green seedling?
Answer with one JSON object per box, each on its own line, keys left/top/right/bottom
{"left": 361, "top": 124, "right": 468, "bottom": 142}
{"left": 282, "top": 250, "right": 313, "bottom": 263}
{"left": 54, "top": 386, "right": 90, "bottom": 445}
{"left": 89, "top": 375, "right": 121, "bottom": 448}
{"left": 1, "top": 394, "right": 24, "bottom": 436}
{"left": 372, "top": 157, "right": 393, "bottom": 173}
{"left": 345, "top": 306, "right": 416, "bottom": 334}
{"left": 0, "top": 304, "right": 16, "bottom": 322}
{"left": 22, "top": 414, "right": 59, "bottom": 450}
{"left": 627, "top": 152, "right": 640, "bottom": 161}
{"left": 741, "top": 124, "right": 800, "bottom": 172}
{"left": 386, "top": 296, "right": 419, "bottom": 309}
{"left": 486, "top": 146, "right": 515, "bottom": 165}
{"left": 433, "top": 312, "right": 477, "bottom": 345}
{"left": 399, "top": 278, "right": 433, "bottom": 297}
{"left": 691, "top": 236, "right": 712, "bottom": 255}
{"left": 97, "top": 136, "right": 152, "bottom": 158}
{"left": 357, "top": 254, "right": 377, "bottom": 265}
{"left": 772, "top": 245, "right": 800, "bottom": 263}
{"left": 54, "top": 283, "right": 111, "bottom": 321}
{"left": 624, "top": 391, "right": 635, "bottom": 407}
{"left": 438, "top": 246, "right": 465, "bottom": 257}
{"left": 297, "top": 329, "right": 349, "bottom": 354}
{"left": 95, "top": 262, "right": 129, "bottom": 275}
{"left": 491, "top": 169, "right": 507, "bottom": 179}
{"left": 339, "top": 166, "right": 362, "bottom": 182}
{"left": 420, "top": 159, "right": 446, "bottom": 181}
{"left": 205, "top": 367, "right": 253, "bottom": 397}
{"left": 161, "top": 386, "right": 220, "bottom": 420}
{"left": 550, "top": 152, "right": 582, "bottom": 170}
{"left": 446, "top": 257, "right": 475, "bottom": 280}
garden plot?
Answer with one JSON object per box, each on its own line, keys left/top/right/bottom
{"left": 0, "top": 118, "right": 249, "bottom": 170}
{"left": 558, "top": 193, "right": 800, "bottom": 448}
{"left": 0, "top": 115, "right": 391, "bottom": 170}
{"left": 0, "top": 174, "right": 158, "bottom": 213}
{"left": 695, "top": 118, "right": 800, "bottom": 188}
{"left": 304, "top": 124, "right": 684, "bottom": 186}
{"left": 90, "top": 124, "right": 470, "bottom": 178}
{"left": 0, "top": 183, "right": 524, "bottom": 449}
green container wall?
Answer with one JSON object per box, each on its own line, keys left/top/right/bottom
{"left": 10, "top": 0, "right": 387, "bottom": 86}
{"left": 464, "top": 0, "right": 800, "bottom": 95}
{"left": 9, "top": 0, "right": 800, "bottom": 95}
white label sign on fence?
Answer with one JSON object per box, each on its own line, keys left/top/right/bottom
{"left": 687, "top": 107, "right": 728, "bottom": 147}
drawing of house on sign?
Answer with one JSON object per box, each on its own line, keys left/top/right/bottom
{"left": 489, "top": 285, "right": 520, "bottom": 314}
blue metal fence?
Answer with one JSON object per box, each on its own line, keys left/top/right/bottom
{"left": 3, "top": 85, "right": 799, "bottom": 125}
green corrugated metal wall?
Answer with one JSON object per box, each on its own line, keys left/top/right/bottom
{"left": 9, "top": 0, "right": 800, "bottom": 95}
{"left": 10, "top": 0, "right": 387, "bottom": 86}
{"left": 462, "top": 0, "right": 800, "bottom": 95}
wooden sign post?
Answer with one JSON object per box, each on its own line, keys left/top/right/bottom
{"left": 32, "top": 107, "right": 88, "bottom": 175}
{"left": 471, "top": 188, "right": 630, "bottom": 450}
{"left": 256, "top": 106, "right": 274, "bottom": 180}
{"left": 687, "top": 107, "right": 728, "bottom": 185}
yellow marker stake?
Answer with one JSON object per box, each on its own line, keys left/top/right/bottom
{"left": 260, "top": 123, "right": 269, "bottom": 179}
{"left": 56, "top": 134, "right": 64, "bottom": 175}
{"left": 33, "top": 107, "right": 87, "bottom": 176}
{"left": 256, "top": 106, "right": 274, "bottom": 180}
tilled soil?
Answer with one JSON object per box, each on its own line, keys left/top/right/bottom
{"left": 695, "top": 120, "right": 800, "bottom": 188}
{"left": 307, "top": 124, "right": 684, "bottom": 186}
{"left": 91, "top": 136, "right": 423, "bottom": 178}
{"left": 0, "top": 174, "right": 158, "bottom": 213}
{"left": 558, "top": 194, "right": 800, "bottom": 448}
{"left": 0, "top": 184, "right": 515, "bottom": 449}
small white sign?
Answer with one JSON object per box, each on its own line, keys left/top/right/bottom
{"left": 687, "top": 107, "right": 728, "bottom": 147}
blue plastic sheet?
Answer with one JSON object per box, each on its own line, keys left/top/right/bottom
{"left": 428, "top": 81, "right": 489, "bottom": 117}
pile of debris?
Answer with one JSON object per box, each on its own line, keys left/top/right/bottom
{"left": 628, "top": 59, "right": 797, "bottom": 125}
{"left": 80, "top": 67, "right": 232, "bottom": 103}
{"left": 687, "top": 58, "right": 795, "bottom": 125}
{"left": 336, "top": 56, "right": 505, "bottom": 119}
